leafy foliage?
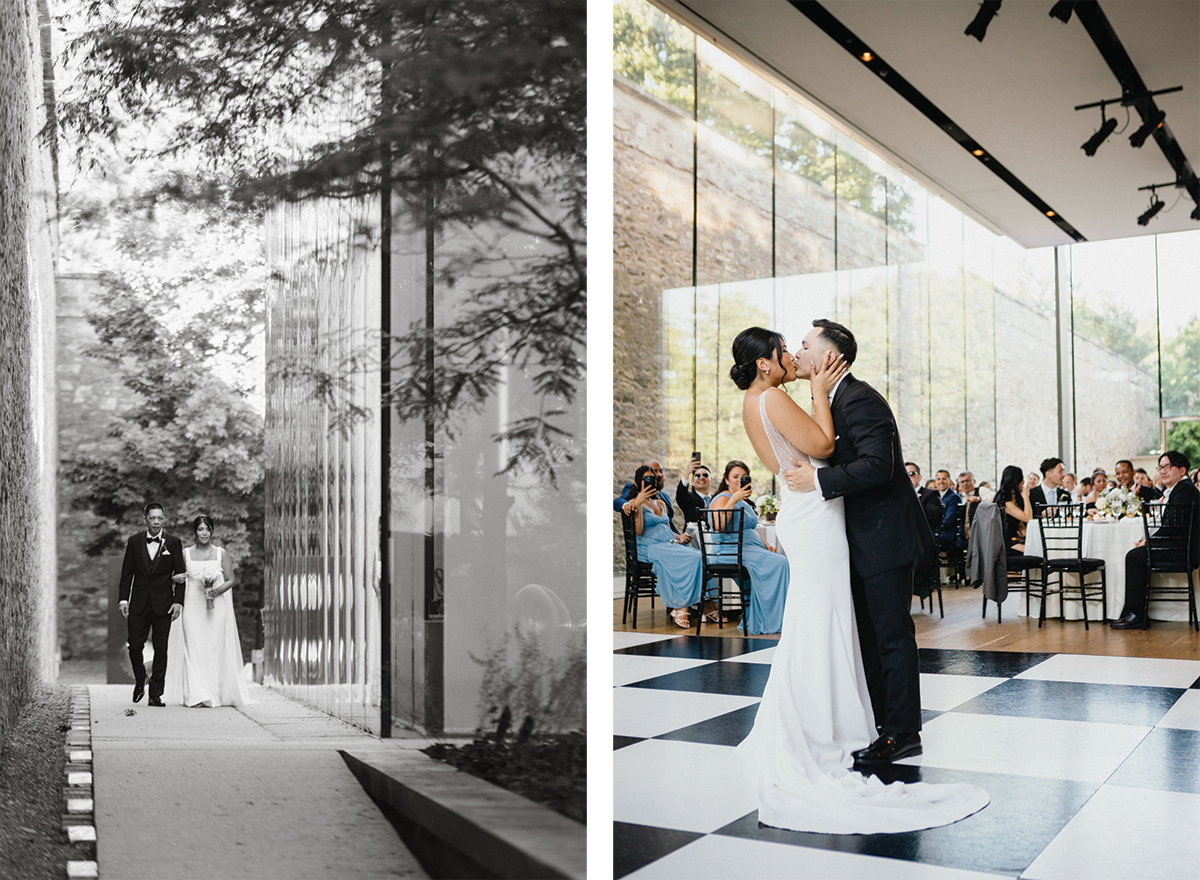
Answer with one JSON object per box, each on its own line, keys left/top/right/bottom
{"left": 1161, "top": 315, "right": 1200, "bottom": 417}
{"left": 1072, "top": 291, "right": 1157, "bottom": 366}
{"left": 1167, "top": 421, "right": 1200, "bottom": 468}
{"left": 60, "top": 0, "right": 585, "bottom": 479}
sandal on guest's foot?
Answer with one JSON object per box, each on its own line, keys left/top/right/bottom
{"left": 671, "top": 609, "right": 691, "bottom": 628}
{"left": 702, "top": 609, "right": 729, "bottom": 623}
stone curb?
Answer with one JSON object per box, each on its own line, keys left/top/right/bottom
{"left": 340, "top": 749, "right": 585, "bottom": 880}
{"left": 64, "top": 685, "right": 99, "bottom": 878}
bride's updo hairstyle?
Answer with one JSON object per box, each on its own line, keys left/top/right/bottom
{"left": 192, "top": 514, "right": 215, "bottom": 535}
{"left": 730, "top": 327, "right": 785, "bottom": 390}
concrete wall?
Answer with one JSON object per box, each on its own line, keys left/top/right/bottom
{"left": 0, "top": 0, "right": 58, "bottom": 748}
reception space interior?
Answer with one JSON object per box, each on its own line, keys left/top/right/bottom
{"left": 611, "top": 1, "right": 1200, "bottom": 877}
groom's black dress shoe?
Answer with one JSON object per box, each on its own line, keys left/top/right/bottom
{"left": 852, "top": 732, "right": 922, "bottom": 765}
{"left": 133, "top": 683, "right": 145, "bottom": 703}
{"left": 1110, "top": 612, "right": 1145, "bottom": 630}
{"left": 148, "top": 697, "right": 165, "bottom": 707}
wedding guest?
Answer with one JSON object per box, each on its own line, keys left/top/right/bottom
{"left": 1026, "top": 470, "right": 1041, "bottom": 491}
{"left": 977, "top": 481, "right": 995, "bottom": 503}
{"left": 957, "top": 472, "right": 982, "bottom": 537}
{"left": 908, "top": 462, "right": 941, "bottom": 599}
{"left": 1111, "top": 451, "right": 1200, "bottom": 629}
{"left": 615, "top": 459, "right": 691, "bottom": 543}
{"left": 995, "top": 466, "right": 1033, "bottom": 553}
{"left": 676, "top": 456, "right": 713, "bottom": 524}
{"left": 933, "top": 469, "right": 963, "bottom": 549}
{"left": 1077, "top": 476, "right": 1094, "bottom": 508}
{"left": 1192, "top": 467, "right": 1200, "bottom": 487}
{"left": 1030, "top": 457, "right": 1066, "bottom": 513}
{"left": 1062, "top": 472, "right": 1077, "bottom": 499}
{"left": 1126, "top": 464, "right": 1163, "bottom": 501}
{"left": 708, "top": 461, "right": 789, "bottom": 633}
{"left": 1086, "top": 470, "right": 1109, "bottom": 510}
{"left": 908, "top": 463, "right": 944, "bottom": 537}
{"left": 628, "top": 465, "right": 704, "bottom": 628}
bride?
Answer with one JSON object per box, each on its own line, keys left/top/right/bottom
{"left": 164, "top": 515, "right": 251, "bottom": 708}
{"left": 729, "top": 327, "right": 987, "bottom": 834}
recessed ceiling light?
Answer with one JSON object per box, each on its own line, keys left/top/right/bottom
{"left": 860, "top": 51, "right": 873, "bottom": 62}
{"left": 1045, "top": 210, "right": 1057, "bottom": 217}
{"left": 972, "top": 149, "right": 984, "bottom": 156}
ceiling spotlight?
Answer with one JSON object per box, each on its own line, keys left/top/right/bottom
{"left": 1130, "top": 109, "right": 1166, "bottom": 147}
{"left": 1049, "top": 1, "right": 1076, "bottom": 23}
{"left": 965, "top": 1, "right": 1001, "bottom": 41}
{"left": 1046, "top": 210, "right": 1057, "bottom": 217}
{"left": 1082, "top": 115, "right": 1118, "bottom": 156}
{"left": 1138, "top": 194, "right": 1165, "bottom": 226}
{"left": 860, "top": 51, "right": 873, "bottom": 62}
{"left": 972, "top": 148, "right": 985, "bottom": 156}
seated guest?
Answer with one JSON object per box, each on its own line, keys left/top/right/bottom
{"left": 675, "top": 456, "right": 714, "bottom": 525}
{"left": 1030, "top": 457, "right": 1067, "bottom": 512}
{"left": 708, "top": 461, "right": 789, "bottom": 634}
{"left": 933, "top": 469, "right": 963, "bottom": 549}
{"left": 957, "top": 471, "right": 982, "bottom": 538}
{"left": 977, "top": 481, "right": 995, "bottom": 503}
{"left": 615, "top": 459, "right": 690, "bottom": 543}
{"left": 1026, "top": 470, "right": 1041, "bottom": 491}
{"left": 1193, "top": 468, "right": 1200, "bottom": 487}
{"left": 1063, "top": 471, "right": 1077, "bottom": 499}
{"left": 1085, "top": 470, "right": 1108, "bottom": 510}
{"left": 1127, "top": 464, "right": 1164, "bottom": 502}
{"left": 1076, "top": 475, "right": 1093, "bottom": 506}
{"left": 908, "top": 463, "right": 942, "bottom": 598}
{"left": 909, "top": 463, "right": 945, "bottom": 539}
{"left": 995, "top": 465, "right": 1033, "bottom": 553}
{"left": 1112, "top": 451, "right": 1200, "bottom": 629}
{"left": 627, "top": 465, "right": 703, "bottom": 629}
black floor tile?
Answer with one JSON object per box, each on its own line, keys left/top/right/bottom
{"left": 921, "top": 708, "right": 944, "bottom": 726}
{"left": 625, "top": 660, "right": 772, "bottom": 697}
{"left": 656, "top": 703, "right": 759, "bottom": 746}
{"left": 714, "top": 766, "right": 1096, "bottom": 876}
{"left": 1191, "top": 675, "right": 1200, "bottom": 689}
{"left": 614, "top": 735, "right": 644, "bottom": 750}
{"left": 918, "top": 648, "right": 1053, "bottom": 678}
{"left": 951, "top": 678, "right": 1184, "bottom": 726}
{"left": 1108, "top": 726, "right": 1200, "bottom": 795}
{"left": 615, "top": 634, "right": 777, "bottom": 661}
{"left": 613, "top": 821, "right": 703, "bottom": 879}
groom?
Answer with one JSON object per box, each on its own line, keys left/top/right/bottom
{"left": 785, "top": 319, "right": 933, "bottom": 764}
{"left": 117, "top": 502, "right": 187, "bottom": 706}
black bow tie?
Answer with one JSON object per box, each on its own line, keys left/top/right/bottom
{"left": 147, "top": 535, "right": 161, "bottom": 544}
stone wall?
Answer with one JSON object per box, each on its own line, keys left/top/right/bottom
{"left": 1, "top": 0, "right": 58, "bottom": 749}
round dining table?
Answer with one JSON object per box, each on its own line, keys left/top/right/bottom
{"left": 1021, "top": 515, "right": 1195, "bottom": 622}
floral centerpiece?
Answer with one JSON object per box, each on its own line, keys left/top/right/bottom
{"left": 1096, "top": 486, "right": 1141, "bottom": 520}
{"left": 756, "top": 494, "right": 780, "bottom": 522}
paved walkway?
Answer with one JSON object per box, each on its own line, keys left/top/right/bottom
{"left": 88, "top": 684, "right": 431, "bottom": 879}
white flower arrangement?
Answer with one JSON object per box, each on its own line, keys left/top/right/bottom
{"left": 1096, "top": 486, "right": 1141, "bottom": 519}
{"left": 756, "top": 494, "right": 780, "bottom": 519}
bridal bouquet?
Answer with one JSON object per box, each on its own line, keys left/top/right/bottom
{"left": 1096, "top": 486, "right": 1141, "bottom": 520}
{"left": 201, "top": 575, "right": 218, "bottom": 610}
{"left": 756, "top": 494, "right": 780, "bottom": 521}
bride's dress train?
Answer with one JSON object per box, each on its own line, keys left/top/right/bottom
{"left": 736, "top": 388, "right": 987, "bottom": 833}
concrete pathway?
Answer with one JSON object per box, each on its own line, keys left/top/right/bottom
{"left": 89, "top": 684, "right": 430, "bottom": 879}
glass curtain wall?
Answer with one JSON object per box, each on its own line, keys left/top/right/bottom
{"left": 615, "top": 0, "right": 1200, "bottom": 507}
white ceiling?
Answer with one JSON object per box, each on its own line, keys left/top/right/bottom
{"left": 666, "top": 0, "right": 1200, "bottom": 247}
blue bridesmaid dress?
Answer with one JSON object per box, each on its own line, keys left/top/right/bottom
{"left": 709, "top": 495, "right": 789, "bottom": 634}
{"left": 637, "top": 505, "right": 704, "bottom": 609}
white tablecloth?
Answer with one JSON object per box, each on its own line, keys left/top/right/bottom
{"left": 1022, "top": 517, "right": 1195, "bottom": 621}
{"left": 755, "top": 522, "right": 784, "bottom": 557}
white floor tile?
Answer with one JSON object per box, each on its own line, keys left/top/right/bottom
{"left": 919, "top": 674, "right": 1008, "bottom": 711}
{"left": 1156, "top": 689, "right": 1200, "bottom": 731}
{"left": 625, "top": 834, "right": 1011, "bottom": 879}
{"left": 614, "top": 654, "right": 715, "bottom": 687}
{"left": 1014, "top": 653, "right": 1200, "bottom": 689}
{"left": 723, "top": 646, "right": 777, "bottom": 665}
{"left": 1022, "top": 784, "right": 1200, "bottom": 880}
{"left": 614, "top": 631, "right": 678, "bottom": 651}
{"left": 613, "top": 739, "right": 757, "bottom": 834}
{"left": 614, "top": 687, "right": 760, "bottom": 739}
{"left": 902, "top": 712, "right": 1150, "bottom": 783}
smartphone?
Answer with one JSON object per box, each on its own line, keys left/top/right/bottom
{"left": 692, "top": 451, "right": 701, "bottom": 462}
{"left": 643, "top": 474, "right": 657, "bottom": 489}
{"left": 740, "top": 475, "right": 752, "bottom": 488}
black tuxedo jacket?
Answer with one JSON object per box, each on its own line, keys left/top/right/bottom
{"left": 1159, "top": 479, "right": 1200, "bottom": 569}
{"left": 675, "top": 481, "right": 712, "bottom": 524}
{"left": 1028, "top": 485, "right": 1068, "bottom": 510}
{"left": 818, "top": 375, "right": 933, "bottom": 579}
{"left": 119, "top": 531, "right": 187, "bottom": 615}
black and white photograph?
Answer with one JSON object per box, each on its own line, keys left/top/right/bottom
{"left": 611, "top": 1, "right": 1200, "bottom": 878}
{"left": 1, "top": 1, "right": 585, "bottom": 877}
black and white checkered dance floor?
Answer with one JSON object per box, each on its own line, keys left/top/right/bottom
{"left": 614, "top": 631, "right": 1200, "bottom": 879}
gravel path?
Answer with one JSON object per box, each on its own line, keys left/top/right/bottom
{"left": 0, "top": 684, "right": 85, "bottom": 879}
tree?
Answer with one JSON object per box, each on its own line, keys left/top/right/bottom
{"left": 60, "top": 0, "right": 585, "bottom": 480}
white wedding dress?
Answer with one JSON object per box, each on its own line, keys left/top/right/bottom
{"left": 736, "top": 387, "right": 987, "bottom": 833}
{"left": 164, "top": 546, "right": 251, "bottom": 708}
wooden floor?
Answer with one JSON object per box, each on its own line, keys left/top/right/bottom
{"left": 614, "top": 583, "right": 1200, "bottom": 660}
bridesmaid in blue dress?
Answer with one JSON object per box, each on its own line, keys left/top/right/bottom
{"left": 708, "top": 460, "right": 790, "bottom": 634}
{"left": 630, "top": 465, "right": 705, "bottom": 628}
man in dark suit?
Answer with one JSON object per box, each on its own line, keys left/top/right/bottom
{"left": 1115, "top": 459, "right": 1163, "bottom": 502}
{"left": 786, "top": 319, "right": 933, "bottom": 765}
{"left": 118, "top": 502, "right": 187, "bottom": 705}
{"left": 1029, "top": 457, "right": 1066, "bottom": 511}
{"left": 675, "top": 457, "right": 713, "bottom": 525}
{"left": 1112, "top": 451, "right": 1200, "bottom": 629}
